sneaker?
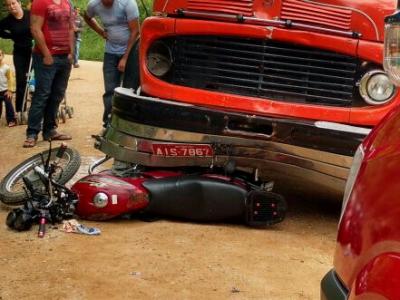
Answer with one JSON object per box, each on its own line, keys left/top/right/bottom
{"left": 74, "top": 64, "right": 80, "bottom": 68}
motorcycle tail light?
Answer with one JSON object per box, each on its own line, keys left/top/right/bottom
{"left": 384, "top": 10, "right": 400, "bottom": 86}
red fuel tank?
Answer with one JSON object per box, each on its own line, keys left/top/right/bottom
{"left": 72, "top": 172, "right": 150, "bottom": 220}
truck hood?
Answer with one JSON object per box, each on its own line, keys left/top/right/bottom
{"left": 153, "top": 0, "right": 396, "bottom": 42}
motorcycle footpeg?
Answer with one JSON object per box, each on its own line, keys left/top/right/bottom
{"left": 245, "top": 190, "right": 287, "bottom": 227}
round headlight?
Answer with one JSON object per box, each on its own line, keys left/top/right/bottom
{"left": 93, "top": 192, "right": 108, "bottom": 208}
{"left": 146, "top": 41, "right": 172, "bottom": 77}
{"left": 359, "top": 70, "right": 396, "bottom": 105}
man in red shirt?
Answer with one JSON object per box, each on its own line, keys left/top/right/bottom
{"left": 23, "top": 0, "right": 74, "bottom": 147}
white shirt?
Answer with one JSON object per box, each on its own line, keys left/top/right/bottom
{"left": 0, "top": 63, "right": 11, "bottom": 92}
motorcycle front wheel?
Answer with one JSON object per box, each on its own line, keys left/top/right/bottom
{"left": 0, "top": 147, "right": 81, "bottom": 205}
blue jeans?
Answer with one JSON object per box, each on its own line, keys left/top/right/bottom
{"left": 0, "top": 91, "right": 16, "bottom": 123}
{"left": 26, "top": 53, "right": 71, "bottom": 139}
{"left": 103, "top": 52, "right": 123, "bottom": 127}
{"left": 73, "top": 37, "right": 81, "bottom": 65}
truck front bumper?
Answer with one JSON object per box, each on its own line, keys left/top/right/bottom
{"left": 95, "top": 88, "right": 369, "bottom": 201}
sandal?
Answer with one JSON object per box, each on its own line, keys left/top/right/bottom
{"left": 8, "top": 121, "right": 16, "bottom": 127}
{"left": 43, "top": 132, "right": 72, "bottom": 141}
{"left": 23, "top": 137, "right": 37, "bottom": 148}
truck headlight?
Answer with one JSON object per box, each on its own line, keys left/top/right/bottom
{"left": 146, "top": 41, "right": 172, "bottom": 77}
{"left": 340, "top": 145, "right": 365, "bottom": 221}
{"left": 384, "top": 10, "right": 400, "bottom": 86}
{"left": 359, "top": 70, "right": 396, "bottom": 105}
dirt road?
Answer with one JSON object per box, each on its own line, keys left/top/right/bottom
{"left": 0, "top": 58, "right": 340, "bottom": 299}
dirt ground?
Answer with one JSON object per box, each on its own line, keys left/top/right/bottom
{"left": 0, "top": 57, "right": 341, "bottom": 300}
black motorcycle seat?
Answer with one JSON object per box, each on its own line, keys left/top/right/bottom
{"left": 142, "top": 175, "right": 247, "bottom": 222}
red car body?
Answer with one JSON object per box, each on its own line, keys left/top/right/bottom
{"left": 97, "top": 0, "right": 399, "bottom": 200}
{"left": 321, "top": 104, "right": 400, "bottom": 299}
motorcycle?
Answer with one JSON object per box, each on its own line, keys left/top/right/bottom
{"left": 3, "top": 143, "right": 79, "bottom": 235}
{"left": 0, "top": 143, "right": 287, "bottom": 231}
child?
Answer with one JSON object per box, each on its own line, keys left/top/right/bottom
{"left": 0, "top": 49, "right": 16, "bottom": 127}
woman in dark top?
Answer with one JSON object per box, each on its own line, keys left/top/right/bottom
{"left": 0, "top": 0, "right": 32, "bottom": 114}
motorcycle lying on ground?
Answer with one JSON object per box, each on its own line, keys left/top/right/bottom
{"left": 1, "top": 143, "right": 80, "bottom": 235}
{"left": 0, "top": 143, "right": 287, "bottom": 232}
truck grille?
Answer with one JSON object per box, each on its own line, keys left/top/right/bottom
{"left": 281, "top": 0, "right": 352, "bottom": 31}
{"left": 187, "top": 0, "right": 254, "bottom": 17}
{"left": 167, "top": 36, "right": 359, "bottom": 107}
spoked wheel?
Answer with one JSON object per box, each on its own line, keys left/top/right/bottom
{"left": 0, "top": 147, "right": 81, "bottom": 205}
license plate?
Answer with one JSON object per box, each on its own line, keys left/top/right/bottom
{"left": 152, "top": 143, "right": 213, "bottom": 157}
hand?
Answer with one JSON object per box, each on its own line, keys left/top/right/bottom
{"left": 118, "top": 57, "right": 127, "bottom": 72}
{"left": 68, "top": 53, "right": 73, "bottom": 64}
{"left": 43, "top": 54, "right": 54, "bottom": 66}
{"left": 102, "top": 30, "right": 108, "bottom": 40}
{"left": 5, "top": 91, "right": 12, "bottom": 100}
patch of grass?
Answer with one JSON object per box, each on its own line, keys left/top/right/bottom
{"left": 0, "top": 0, "right": 153, "bottom": 61}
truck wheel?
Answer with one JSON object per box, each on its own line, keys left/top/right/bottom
{"left": 122, "top": 40, "right": 140, "bottom": 90}
{"left": 0, "top": 147, "right": 81, "bottom": 205}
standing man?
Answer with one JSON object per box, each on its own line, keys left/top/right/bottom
{"left": 84, "top": 0, "right": 139, "bottom": 130}
{"left": 24, "top": 0, "right": 74, "bottom": 147}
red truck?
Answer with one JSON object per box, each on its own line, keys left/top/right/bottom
{"left": 97, "top": 0, "right": 398, "bottom": 200}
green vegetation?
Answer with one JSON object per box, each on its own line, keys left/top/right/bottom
{"left": 0, "top": 0, "right": 153, "bottom": 61}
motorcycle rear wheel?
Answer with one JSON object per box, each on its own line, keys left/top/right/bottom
{"left": 0, "top": 147, "right": 81, "bottom": 205}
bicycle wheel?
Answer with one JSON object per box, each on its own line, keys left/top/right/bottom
{"left": 0, "top": 147, "right": 81, "bottom": 205}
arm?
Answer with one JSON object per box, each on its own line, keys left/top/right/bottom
{"left": 83, "top": 11, "right": 107, "bottom": 39}
{"left": 5, "top": 67, "right": 14, "bottom": 100}
{"left": 68, "top": 10, "right": 74, "bottom": 62}
{"left": 30, "top": 14, "right": 53, "bottom": 65}
{"left": 77, "top": 17, "right": 84, "bottom": 32}
{"left": 0, "top": 19, "right": 12, "bottom": 39}
{"left": 118, "top": 18, "right": 140, "bottom": 72}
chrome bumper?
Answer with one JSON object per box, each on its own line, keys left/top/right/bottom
{"left": 96, "top": 88, "right": 369, "bottom": 201}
